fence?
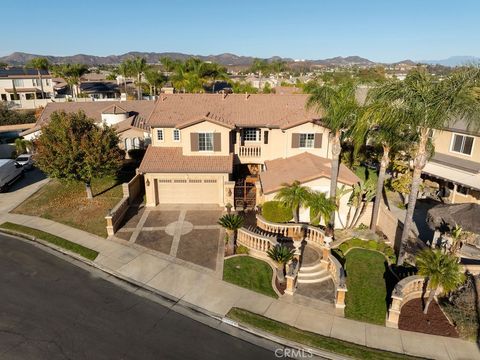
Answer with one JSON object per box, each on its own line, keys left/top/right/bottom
{"left": 105, "top": 173, "right": 144, "bottom": 236}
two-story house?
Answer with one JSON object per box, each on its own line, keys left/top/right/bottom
{"left": 423, "top": 119, "right": 480, "bottom": 204}
{"left": 0, "top": 68, "right": 54, "bottom": 105}
{"left": 138, "top": 93, "right": 360, "bottom": 225}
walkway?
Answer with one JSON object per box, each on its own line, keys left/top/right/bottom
{"left": 0, "top": 182, "right": 478, "bottom": 359}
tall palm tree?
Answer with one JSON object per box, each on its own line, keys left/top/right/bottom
{"left": 27, "top": 57, "right": 49, "bottom": 99}
{"left": 267, "top": 245, "right": 294, "bottom": 285}
{"left": 204, "top": 62, "right": 228, "bottom": 93}
{"left": 306, "top": 191, "right": 337, "bottom": 226}
{"left": 356, "top": 98, "right": 417, "bottom": 232}
{"left": 306, "top": 81, "right": 360, "bottom": 230}
{"left": 416, "top": 249, "right": 465, "bottom": 314}
{"left": 130, "top": 57, "right": 147, "bottom": 100}
{"left": 218, "top": 214, "right": 244, "bottom": 255}
{"left": 118, "top": 59, "right": 133, "bottom": 96}
{"left": 53, "top": 64, "right": 88, "bottom": 100}
{"left": 274, "top": 181, "right": 311, "bottom": 223}
{"left": 372, "top": 67, "right": 480, "bottom": 264}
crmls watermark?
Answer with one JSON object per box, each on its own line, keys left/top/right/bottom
{"left": 274, "top": 348, "right": 313, "bottom": 358}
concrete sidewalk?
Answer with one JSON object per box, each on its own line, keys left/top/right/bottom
{"left": 0, "top": 213, "right": 478, "bottom": 359}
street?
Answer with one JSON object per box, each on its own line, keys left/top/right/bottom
{"left": 0, "top": 233, "right": 279, "bottom": 360}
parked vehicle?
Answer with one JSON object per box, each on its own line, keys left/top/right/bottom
{"left": 0, "top": 159, "right": 24, "bottom": 192}
{"left": 15, "top": 154, "right": 34, "bottom": 170}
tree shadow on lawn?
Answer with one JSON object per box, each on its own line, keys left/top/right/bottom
{"left": 92, "top": 162, "right": 138, "bottom": 198}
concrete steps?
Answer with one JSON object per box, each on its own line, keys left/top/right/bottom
{"left": 298, "top": 245, "right": 331, "bottom": 284}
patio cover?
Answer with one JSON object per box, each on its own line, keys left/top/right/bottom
{"left": 426, "top": 203, "right": 480, "bottom": 234}
{"left": 422, "top": 161, "right": 480, "bottom": 191}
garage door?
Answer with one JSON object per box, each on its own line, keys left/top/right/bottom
{"left": 156, "top": 178, "right": 221, "bottom": 204}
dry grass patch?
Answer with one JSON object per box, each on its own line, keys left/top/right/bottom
{"left": 13, "top": 177, "right": 125, "bottom": 238}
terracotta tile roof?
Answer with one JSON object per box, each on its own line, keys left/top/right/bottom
{"left": 148, "top": 93, "right": 322, "bottom": 129}
{"left": 138, "top": 146, "right": 233, "bottom": 174}
{"left": 21, "top": 100, "right": 155, "bottom": 136}
{"left": 260, "top": 152, "right": 360, "bottom": 194}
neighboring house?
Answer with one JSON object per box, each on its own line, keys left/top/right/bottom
{"left": 0, "top": 68, "right": 54, "bottom": 102}
{"left": 79, "top": 81, "right": 120, "bottom": 100}
{"left": 423, "top": 119, "right": 480, "bottom": 204}
{"left": 20, "top": 100, "right": 155, "bottom": 153}
{"left": 138, "top": 93, "right": 360, "bottom": 227}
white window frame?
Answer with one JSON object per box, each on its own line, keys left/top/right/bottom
{"left": 156, "top": 128, "right": 164, "bottom": 142}
{"left": 243, "top": 128, "right": 261, "bottom": 142}
{"left": 173, "top": 128, "right": 180, "bottom": 142}
{"left": 449, "top": 133, "right": 474, "bottom": 156}
{"left": 299, "top": 133, "right": 315, "bottom": 148}
{"left": 198, "top": 132, "right": 214, "bottom": 152}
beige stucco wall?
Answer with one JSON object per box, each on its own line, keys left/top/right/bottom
{"left": 144, "top": 172, "right": 229, "bottom": 207}
{"left": 451, "top": 189, "right": 480, "bottom": 204}
{"left": 118, "top": 128, "right": 150, "bottom": 150}
{"left": 151, "top": 121, "right": 230, "bottom": 156}
{"left": 262, "top": 177, "right": 356, "bottom": 229}
{"left": 433, "top": 129, "right": 480, "bottom": 162}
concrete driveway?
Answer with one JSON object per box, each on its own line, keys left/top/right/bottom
{"left": 0, "top": 168, "right": 48, "bottom": 213}
{"left": 115, "top": 204, "right": 225, "bottom": 273}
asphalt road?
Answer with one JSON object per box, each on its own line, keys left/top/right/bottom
{"left": 0, "top": 233, "right": 280, "bottom": 360}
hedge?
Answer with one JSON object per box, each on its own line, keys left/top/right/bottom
{"left": 336, "top": 238, "right": 396, "bottom": 263}
{"left": 261, "top": 201, "right": 292, "bottom": 223}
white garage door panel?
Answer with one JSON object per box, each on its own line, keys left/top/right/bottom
{"left": 157, "top": 179, "right": 220, "bottom": 204}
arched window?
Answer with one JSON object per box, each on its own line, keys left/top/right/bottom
{"left": 133, "top": 137, "right": 140, "bottom": 149}
{"left": 125, "top": 138, "right": 132, "bottom": 151}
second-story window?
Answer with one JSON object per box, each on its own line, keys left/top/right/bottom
{"left": 299, "top": 133, "right": 315, "bottom": 148}
{"left": 451, "top": 133, "right": 474, "bottom": 155}
{"left": 199, "top": 132, "right": 214, "bottom": 151}
{"left": 157, "top": 129, "right": 164, "bottom": 141}
{"left": 173, "top": 129, "right": 180, "bottom": 142}
{"left": 243, "top": 128, "right": 261, "bottom": 142}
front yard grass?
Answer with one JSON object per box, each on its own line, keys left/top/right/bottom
{"left": 227, "top": 308, "right": 424, "bottom": 360}
{"left": 223, "top": 256, "right": 278, "bottom": 298}
{"left": 344, "top": 248, "right": 390, "bottom": 325}
{"left": 12, "top": 176, "right": 127, "bottom": 238}
{"left": 0, "top": 222, "right": 98, "bottom": 260}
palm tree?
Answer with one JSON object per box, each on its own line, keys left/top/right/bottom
{"left": 306, "top": 191, "right": 337, "bottom": 226}
{"left": 416, "top": 249, "right": 465, "bottom": 314}
{"left": 144, "top": 68, "right": 166, "bottom": 99}
{"left": 218, "top": 214, "right": 244, "bottom": 255}
{"left": 53, "top": 64, "right": 88, "bottom": 100}
{"left": 27, "top": 57, "right": 49, "bottom": 99}
{"left": 356, "top": 98, "right": 417, "bottom": 232}
{"left": 129, "top": 57, "right": 147, "bottom": 100}
{"left": 306, "top": 81, "right": 360, "bottom": 229}
{"left": 372, "top": 67, "right": 480, "bottom": 264}
{"left": 267, "top": 245, "right": 294, "bottom": 285}
{"left": 203, "top": 62, "right": 228, "bottom": 93}
{"left": 118, "top": 59, "right": 133, "bottom": 96}
{"left": 274, "top": 181, "right": 311, "bottom": 223}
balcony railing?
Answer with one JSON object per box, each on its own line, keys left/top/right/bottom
{"left": 238, "top": 145, "right": 262, "bottom": 158}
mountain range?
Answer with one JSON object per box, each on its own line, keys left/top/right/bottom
{"left": 0, "top": 51, "right": 396, "bottom": 67}
{"left": 0, "top": 51, "right": 474, "bottom": 68}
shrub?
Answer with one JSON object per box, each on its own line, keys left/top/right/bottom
{"left": 127, "top": 148, "right": 146, "bottom": 162}
{"left": 338, "top": 243, "right": 349, "bottom": 254}
{"left": 367, "top": 240, "right": 378, "bottom": 250}
{"left": 236, "top": 245, "right": 249, "bottom": 255}
{"left": 262, "top": 201, "right": 292, "bottom": 223}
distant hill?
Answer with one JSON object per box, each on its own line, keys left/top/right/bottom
{"left": 420, "top": 56, "right": 480, "bottom": 67}
{"left": 0, "top": 51, "right": 402, "bottom": 68}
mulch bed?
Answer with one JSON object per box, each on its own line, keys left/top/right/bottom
{"left": 398, "top": 298, "right": 459, "bottom": 338}
{"left": 275, "top": 278, "right": 286, "bottom": 295}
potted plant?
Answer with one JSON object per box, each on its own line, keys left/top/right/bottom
{"left": 267, "top": 245, "right": 295, "bottom": 285}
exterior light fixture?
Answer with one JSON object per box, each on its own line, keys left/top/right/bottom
{"left": 146, "top": 179, "right": 150, "bottom": 187}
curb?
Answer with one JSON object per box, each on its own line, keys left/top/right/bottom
{"left": 0, "top": 229, "right": 343, "bottom": 359}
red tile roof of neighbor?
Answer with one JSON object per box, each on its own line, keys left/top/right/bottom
{"left": 260, "top": 152, "right": 360, "bottom": 194}
{"left": 148, "top": 93, "right": 323, "bottom": 129}
{"left": 20, "top": 100, "right": 155, "bottom": 136}
{"left": 138, "top": 147, "right": 233, "bottom": 174}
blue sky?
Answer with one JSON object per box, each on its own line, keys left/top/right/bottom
{"left": 1, "top": 0, "right": 479, "bottom": 62}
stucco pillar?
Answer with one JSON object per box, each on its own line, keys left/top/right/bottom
{"left": 284, "top": 274, "right": 296, "bottom": 295}
{"left": 335, "top": 288, "right": 347, "bottom": 316}
{"left": 255, "top": 181, "right": 263, "bottom": 206}
{"left": 224, "top": 181, "right": 235, "bottom": 208}
{"left": 386, "top": 297, "right": 402, "bottom": 328}
{"left": 144, "top": 175, "right": 157, "bottom": 207}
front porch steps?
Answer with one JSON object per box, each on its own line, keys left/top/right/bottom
{"left": 298, "top": 245, "right": 331, "bottom": 284}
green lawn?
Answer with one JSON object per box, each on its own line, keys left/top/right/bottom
{"left": 223, "top": 256, "right": 278, "bottom": 298}
{"left": 12, "top": 176, "right": 127, "bottom": 238}
{"left": 344, "top": 248, "right": 389, "bottom": 325}
{"left": 227, "top": 308, "right": 424, "bottom": 360}
{"left": 355, "top": 165, "right": 378, "bottom": 184}
{"left": 0, "top": 222, "right": 98, "bottom": 260}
